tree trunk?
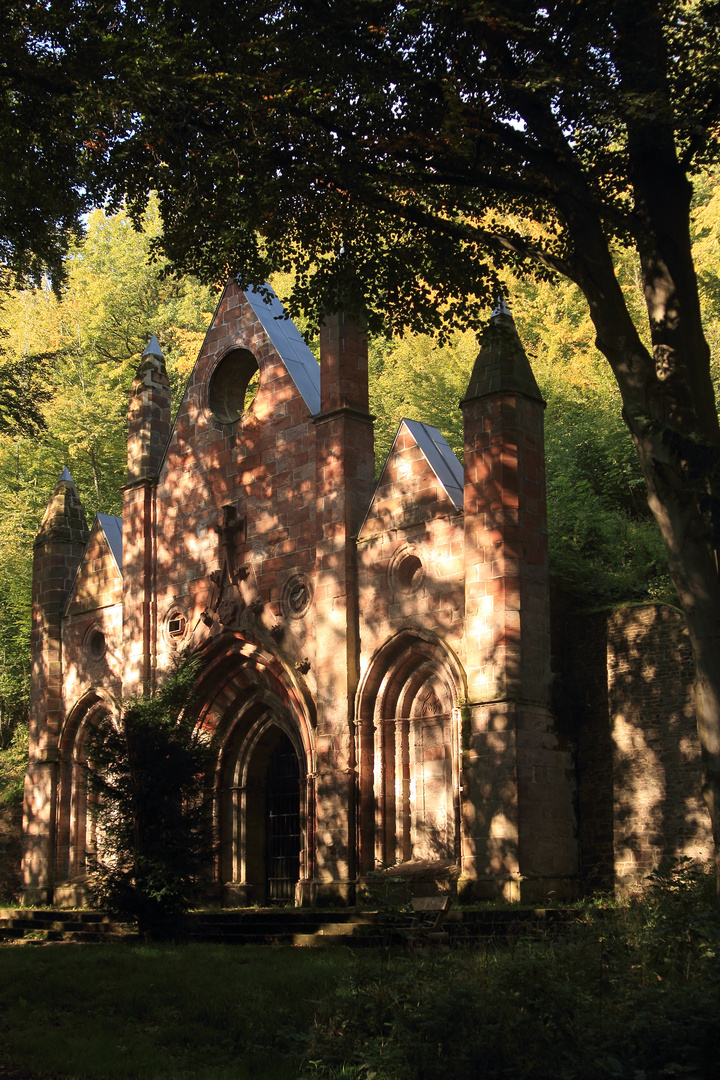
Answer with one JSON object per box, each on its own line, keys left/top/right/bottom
{"left": 563, "top": 163, "right": 720, "bottom": 902}
{"left": 634, "top": 434, "right": 720, "bottom": 901}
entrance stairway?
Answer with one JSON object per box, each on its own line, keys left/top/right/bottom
{"left": 0, "top": 906, "right": 575, "bottom": 946}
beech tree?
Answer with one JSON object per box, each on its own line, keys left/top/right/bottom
{"left": 5, "top": 1, "right": 720, "bottom": 888}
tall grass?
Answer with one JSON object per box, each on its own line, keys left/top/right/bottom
{"left": 301, "top": 862, "right": 720, "bottom": 1080}
{"left": 1, "top": 864, "right": 718, "bottom": 1080}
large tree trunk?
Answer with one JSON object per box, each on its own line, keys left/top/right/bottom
{"left": 635, "top": 436, "right": 720, "bottom": 899}
{"left": 566, "top": 195, "right": 720, "bottom": 901}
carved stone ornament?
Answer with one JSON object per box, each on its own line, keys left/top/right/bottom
{"left": 283, "top": 573, "right": 312, "bottom": 619}
{"left": 218, "top": 596, "right": 239, "bottom": 626}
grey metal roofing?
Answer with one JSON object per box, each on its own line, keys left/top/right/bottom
{"left": 401, "top": 419, "right": 464, "bottom": 508}
{"left": 59, "top": 466, "right": 73, "bottom": 483}
{"left": 98, "top": 513, "right": 123, "bottom": 572}
{"left": 143, "top": 333, "right": 164, "bottom": 359}
{"left": 244, "top": 286, "right": 321, "bottom": 414}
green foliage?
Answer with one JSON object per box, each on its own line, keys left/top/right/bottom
{"left": 0, "top": 721, "right": 27, "bottom": 808}
{"left": 0, "top": 204, "right": 217, "bottom": 752}
{"left": 86, "top": 661, "right": 214, "bottom": 939}
{"left": 301, "top": 868, "right": 720, "bottom": 1080}
{"left": 0, "top": 351, "right": 51, "bottom": 438}
{"left": 369, "top": 330, "right": 477, "bottom": 466}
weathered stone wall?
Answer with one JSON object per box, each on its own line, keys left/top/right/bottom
{"left": 0, "top": 804, "right": 22, "bottom": 902}
{"left": 565, "top": 603, "right": 712, "bottom": 892}
{"left": 153, "top": 281, "right": 321, "bottom": 683}
{"left": 358, "top": 420, "right": 466, "bottom": 662}
{"left": 62, "top": 523, "right": 123, "bottom": 716}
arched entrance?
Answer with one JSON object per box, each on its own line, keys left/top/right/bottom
{"left": 55, "top": 691, "right": 118, "bottom": 887}
{"left": 195, "top": 637, "right": 315, "bottom": 906}
{"left": 255, "top": 727, "right": 301, "bottom": 903}
{"left": 220, "top": 712, "right": 307, "bottom": 905}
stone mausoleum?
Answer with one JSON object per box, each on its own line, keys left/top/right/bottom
{"left": 22, "top": 281, "right": 713, "bottom": 906}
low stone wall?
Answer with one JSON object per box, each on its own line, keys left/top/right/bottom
{"left": 0, "top": 803, "right": 22, "bottom": 902}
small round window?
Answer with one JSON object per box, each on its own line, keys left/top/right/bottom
{"left": 87, "top": 628, "right": 106, "bottom": 661}
{"left": 389, "top": 547, "right": 425, "bottom": 594}
{"left": 208, "top": 348, "right": 260, "bottom": 423}
{"left": 283, "top": 574, "right": 312, "bottom": 619}
{"left": 397, "top": 554, "right": 423, "bottom": 589}
{"left": 164, "top": 610, "right": 188, "bottom": 646}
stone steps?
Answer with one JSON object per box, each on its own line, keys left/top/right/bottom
{"left": 0, "top": 906, "right": 579, "bottom": 946}
{"left": 0, "top": 908, "right": 134, "bottom": 944}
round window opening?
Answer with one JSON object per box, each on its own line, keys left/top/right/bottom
{"left": 167, "top": 612, "right": 187, "bottom": 642}
{"left": 396, "top": 554, "right": 423, "bottom": 590}
{"left": 208, "top": 348, "right": 260, "bottom": 423}
{"left": 87, "top": 629, "right": 106, "bottom": 661}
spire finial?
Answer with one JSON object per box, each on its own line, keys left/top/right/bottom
{"left": 492, "top": 296, "right": 512, "bottom": 318}
{"left": 142, "top": 334, "right": 163, "bottom": 359}
{"left": 59, "top": 466, "right": 73, "bottom": 483}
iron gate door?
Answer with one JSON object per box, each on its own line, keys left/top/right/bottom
{"left": 265, "top": 734, "right": 301, "bottom": 903}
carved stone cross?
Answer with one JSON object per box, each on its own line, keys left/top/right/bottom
{"left": 211, "top": 504, "right": 247, "bottom": 587}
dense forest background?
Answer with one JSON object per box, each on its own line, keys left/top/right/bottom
{"left": 1, "top": 176, "right": 719, "bottom": 806}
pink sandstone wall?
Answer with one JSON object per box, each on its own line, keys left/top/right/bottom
{"left": 565, "top": 603, "right": 712, "bottom": 891}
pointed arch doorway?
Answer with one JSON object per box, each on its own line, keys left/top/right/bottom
{"left": 195, "top": 638, "right": 316, "bottom": 906}
{"left": 218, "top": 713, "right": 308, "bottom": 906}
{"left": 248, "top": 725, "right": 302, "bottom": 904}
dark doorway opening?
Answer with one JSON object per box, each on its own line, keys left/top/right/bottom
{"left": 265, "top": 732, "right": 301, "bottom": 903}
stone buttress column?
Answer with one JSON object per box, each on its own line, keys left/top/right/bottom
{"left": 460, "top": 302, "right": 577, "bottom": 901}
{"left": 23, "top": 469, "right": 89, "bottom": 902}
{"left": 122, "top": 335, "right": 171, "bottom": 699}
{"left": 313, "top": 311, "right": 375, "bottom": 900}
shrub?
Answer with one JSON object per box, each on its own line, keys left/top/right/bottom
{"left": 301, "top": 865, "right": 720, "bottom": 1079}
{"left": 86, "top": 659, "right": 214, "bottom": 939}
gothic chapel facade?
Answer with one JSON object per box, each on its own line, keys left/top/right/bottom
{"left": 21, "top": 280, "right": 639, "bottom": 905}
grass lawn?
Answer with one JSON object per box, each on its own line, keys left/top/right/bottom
{"left": 0, "top": 943, "right": 352, "bottom": 1079}
{"left": 1, "top": 865, "right": 719, "bottom": 1080}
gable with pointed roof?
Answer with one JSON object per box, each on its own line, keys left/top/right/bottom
{"left": 64, "top": 515, "right": 123, "bottom": 617}
{"left": 360, "top": 419, "right": 463, "bottom": 539}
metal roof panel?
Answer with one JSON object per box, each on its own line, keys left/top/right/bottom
{"left": 97, "top": 513, "right": 123, "bottom": 573}
{"left": 244, "top": 286, "right": 321, "bottom": 414}
{"left": 402, "top": 419, "right": 464, "bottom": 508}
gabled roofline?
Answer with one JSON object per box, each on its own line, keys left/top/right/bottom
{"left": 61, "top": 514, "right": 123, "bottom": 617}
{"left": 358, "top": 418, "right": 464, "bottom": 537}
{"left": 156, "top": 280, "right": 321, "bottom": 477}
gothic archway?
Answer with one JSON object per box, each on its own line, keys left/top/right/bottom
{"left": 56, "top": 690, "right": 118, "bottom": 884}
{"left": 194, "top": 635, "right": 315, "bottom": 905}
{"left": 357, "top": 632, "right": 465, "bottom": 872}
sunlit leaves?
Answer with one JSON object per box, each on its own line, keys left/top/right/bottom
{"left": 0, "top": 204, "right": 217, "bottom": 743}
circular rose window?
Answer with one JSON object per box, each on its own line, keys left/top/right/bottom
{"left": 208, "top": 348, "right": 260, "bottom": 423}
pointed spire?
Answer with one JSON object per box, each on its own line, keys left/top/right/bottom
{"left": 461, "top": 300, "right": 544, "bottom": 405}
{"left": 128, "top": 332, "right": 172, "bottom": 482}
{"left": 37, "top": 469, "right": 89, "bottom": 546}
{"left": 142, "top": 334, "right": 163, "bottom": 360}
